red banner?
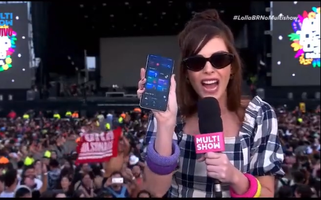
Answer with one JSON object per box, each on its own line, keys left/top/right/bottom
{"left": 76, "top": 127, "right": 122, "bottom": 164}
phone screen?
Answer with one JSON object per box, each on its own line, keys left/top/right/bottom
{"left": 112, "top": 177, "right": 124, "bottom": 184}
{"left": 140, "top": 54, "right": 174, "bottom": 111}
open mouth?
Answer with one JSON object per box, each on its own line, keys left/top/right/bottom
{"left": 201, "top": 79, "right": 219, "bottom": 92}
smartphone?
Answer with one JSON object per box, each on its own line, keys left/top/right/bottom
{"left": 140, "top": 54, "right": 174, "bottom": 112}
{"left": 112, "top": 177, "right": 124, "bottom": 184}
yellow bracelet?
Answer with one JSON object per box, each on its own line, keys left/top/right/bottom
{"left": 254, "top": 178, "right": 262, "bottom": 198}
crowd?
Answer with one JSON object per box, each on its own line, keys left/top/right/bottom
{"left": 0, "top": 109, "right": 150, "bottom": 198}
{"left": 275, "top": 106, "right": 320, "bottom": 198}
{"left": 0, "top": 104, "right": 319, "bottom": 198}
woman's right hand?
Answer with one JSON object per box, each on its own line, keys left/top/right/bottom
{"left": 137, "top": 68, "right": 178, "bottom": 127}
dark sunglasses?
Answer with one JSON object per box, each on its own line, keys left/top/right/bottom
{"left": 182, "top": 51, "right": 234, "bottom": 72}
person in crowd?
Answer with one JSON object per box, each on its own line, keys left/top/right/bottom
{"left": 0, "top": 169, "right": 18, "bottom": 197}
{"left": 290, "top": 170, "right": 306, "bottom": 195}
{"left": 47, "top": 159, "right": 61, "bottom": 190}
{"left": 34, "top": 160, "right": 43, "bottom": 180}
{"left": 103, "top": 171, "right": 130, "bottom": 198}
{"left": 56, "top": 176, "right": 73, "bottom": 197}
{"left": 74, "top": 172, "right": 95, "bottom": 197}
{"left": 137, "top": 9, "right": 284, "bottom": 197}
{"left": 14, "top": 185, "right": 32, "bottom": 198}
{"left": 277, "top": 185, "right": 293, "bottom": 198}
{"left": 92, "top": 165, "right": 104, "bottom": 189}
{"left": 131, "top": 164, "right": 143, "bottom": 186}
{"left": 16, "top": 161, "right": 24, "bottom": 179}
{"left": 96, "top": 189, "right": 113, "bottom": 198}
{"left": 277, "top": 165, "right": 294, "bottom": 190}
{"left": 294, "top": 184, "right": 313, "bottom": 198}
{"left": 137, "top": 189, "right": 152, "bottom": 198}
{"left": 0, "top": 175, "right": 4, "bottom": 194}
{"left": 73, "top": 163, "right": 91, "bottom": 185}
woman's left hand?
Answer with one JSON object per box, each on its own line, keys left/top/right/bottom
{"left": 204, "top": 152, "right": 237, "bottom": 183}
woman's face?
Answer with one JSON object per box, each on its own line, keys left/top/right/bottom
{"left": 60, "top": 177, "right": 70, "bottom": 189}
{"left": 187, "top": 37, "right": 231, "bottom": 102}
{"left": 82, "top": 164, "right": 90, "bottom": 172}
{"left": 51, "top": 152, "right": 57, "bottom": 159}
{"left": 63, "top": 161, "right": 71, "bottom": 168}
{"left": 82, "top": 174, "right": 92, "bottom": 186}
{"left": 35, "top": 161, "right": 41, "bottom": 170}
{"left": 24, "top": 168, "right": 35, "bottom": 178}
{"left": 132, "top": 165, "right": 141, "bottom": 177}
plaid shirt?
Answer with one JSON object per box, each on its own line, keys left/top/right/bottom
{"left": 143, "top": 96, "right": 284, "bottom": 197}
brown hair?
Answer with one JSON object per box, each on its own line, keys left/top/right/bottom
{"left": 177, "top": 9, "right": 243, "bottom": 118}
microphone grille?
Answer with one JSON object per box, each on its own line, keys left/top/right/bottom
{"left": 197, "top": 97, "right": 222, "bottom": 133}
{"left": 197, "top": 97, "right": 220, "bottom": 119}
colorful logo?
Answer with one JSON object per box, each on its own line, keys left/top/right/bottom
{"left": 0, "top": 25, "right": 16, "bottom": 72}
{"left": 288, "top": 7, "right": 320, "bottom": 68}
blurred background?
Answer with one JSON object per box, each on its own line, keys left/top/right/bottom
{"left": 0, "top": 0, "right": 320, "bottom": 115}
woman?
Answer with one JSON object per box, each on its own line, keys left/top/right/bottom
{"left": 137, "top": 9, "right": 284, "bottom": 197}
{"left": 34, "top": 160, "right": 42, "bottom": 180}
{"left": 74, "top": 172, "right": 95, "bottom": 197}
{"left": 57, "top": 176, "right": 73, "bottom": 197}
{"left": 131, "top": 164, "right": 143, "bottom": 186}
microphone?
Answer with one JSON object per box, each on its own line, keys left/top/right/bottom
{"left": 194, "top": 97, "right": 225, "bottom": 198}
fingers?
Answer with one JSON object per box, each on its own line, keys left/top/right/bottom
{"left": 204, "top": 152, "right": 221, "bottom": 159}
{"left": 169, "top": 74, "right": 176, "bottom": 95}
{"left": 204, "top": 153, "right": 223, "bottom": 166}
{"left": 137, "top": 68, "right": 146, "bottom": 99}
{"left": 138, "top": 78, "right": 146, "bottom": 90}
{"left": 207, "top": 171, "right": 221, "bottom": 180}
{"left": 137, "top": 87, "right": 145, "bottom": 99}
{"left": 140, "top": 68, "right": 146, "bottom": 80}
{"left": 206, "top": 165, "right": 221, "bottom": 174}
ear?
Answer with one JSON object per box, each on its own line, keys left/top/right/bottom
{"left": 185, "top": 72, "right": 190, "bottom": 83}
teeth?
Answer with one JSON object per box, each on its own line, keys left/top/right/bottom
{"left": 202, "top": 80, "right": 218, "bottom": 85}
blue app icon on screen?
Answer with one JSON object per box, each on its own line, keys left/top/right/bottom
{"left": 147, "top": 70, "right": 158, "bottom": 78}
{"left": 158, "top": 79, "right": 168, "bottom": 86}
{"left": 146, "top": 83, "right": 156, "bottom": 89}
{"left": 157, "top": 85, "right": 167, "bottom": 92}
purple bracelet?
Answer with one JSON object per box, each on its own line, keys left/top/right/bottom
{"left": 146, "top": 140, "right": 180, "bottom": 175}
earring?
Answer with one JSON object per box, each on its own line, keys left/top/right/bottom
{"left": 230, "top": 74, "right": 233, "bottom": 79}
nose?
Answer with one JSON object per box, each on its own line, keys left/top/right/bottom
{"left": 202, "top": 60, "right": 214, "bottom": 74}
